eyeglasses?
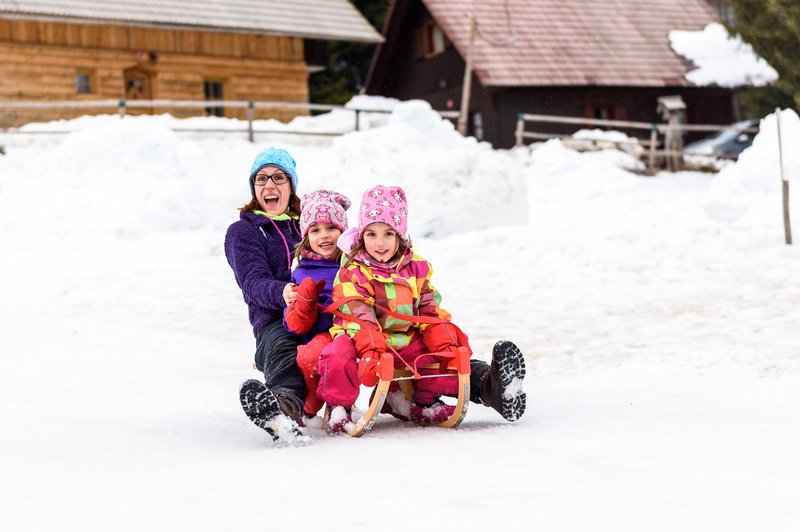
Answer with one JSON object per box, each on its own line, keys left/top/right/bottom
{"left": 254, "top": 172, "right": 290, "bottom": 186}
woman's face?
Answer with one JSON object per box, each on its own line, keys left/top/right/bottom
{"left": 307, "top": 223, "right": 342, "bottom": 258}
{"left": 253, "top": 165, "right": 292, "bottom": 215}
{"left": 363, "top": 222, "right": 400, "bottom": 263}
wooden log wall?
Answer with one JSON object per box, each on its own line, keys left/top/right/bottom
{"left": 0, "top": 19, "right": 309, "bottom": 127}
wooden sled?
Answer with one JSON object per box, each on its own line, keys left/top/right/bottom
{"left": 325, "top": 346, "right": 471, "bottom": 437}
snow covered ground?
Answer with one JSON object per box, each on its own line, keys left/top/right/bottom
{"left": 1, "top": 101, "right": 799, "bottom": 530}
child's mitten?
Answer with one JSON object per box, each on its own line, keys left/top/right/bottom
{"left": 353, "top": 325, "right": 386, "bottom": 387}
{"left": 284, "top": 277, "right": 325, "bottom": 334}
{"left": 421, "top": 322, "right": 460, "bottom": 354}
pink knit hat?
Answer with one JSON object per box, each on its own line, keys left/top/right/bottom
{"left": 359, "top": 185, "right": 408, "bottom": 237}
{"left": 338, "top": 185, "right": 408, "bottom": 254}
{"left": 299, "top": 189, "right": 351, "bottom": 237}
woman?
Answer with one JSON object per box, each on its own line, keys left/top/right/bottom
{"left": 224, "top": 146, "right": 306, "bottom": 439}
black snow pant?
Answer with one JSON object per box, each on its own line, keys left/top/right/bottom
{"left": 469, "top": 359, "right": 490, "bottom": 404}
{"left": 254, "top": 318, "right": 306, "bottom": 413}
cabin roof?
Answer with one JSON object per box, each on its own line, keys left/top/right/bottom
{"left": 0, "top": 0, "right": 383, "bottom": 43}
{"left": 420, "top": 0, "right": 717, "bottom": 87}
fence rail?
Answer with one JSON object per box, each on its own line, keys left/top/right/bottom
{"left": 514, "top": 113, "right": 759, "bottom": 172}
{"left": 0, "top": 99, "right": 460, "bottom": 142}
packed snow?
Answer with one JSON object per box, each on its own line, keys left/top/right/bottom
{"left": 670, "top": 22, "right": 779, "bottom": 87}
{"left": 1, "top": 100, "right": 799, "bottom": 530}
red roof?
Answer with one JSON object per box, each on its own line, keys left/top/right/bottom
{"left": 422, "top": 0, "right": 718, "bottom": 87}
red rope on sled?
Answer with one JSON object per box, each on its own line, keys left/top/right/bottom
{"left": 319, "top": 296, "right": 472, "bottom": 379}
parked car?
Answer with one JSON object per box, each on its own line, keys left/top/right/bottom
{"left": 683, "top": 119, "right": 759, "bottom": 168}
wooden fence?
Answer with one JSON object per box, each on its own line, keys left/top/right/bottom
{"left": 0, "top": 99, "right": 460, "bottom": 141}
{"left": 514, "top": 113, "right": 759, "bottom": 172}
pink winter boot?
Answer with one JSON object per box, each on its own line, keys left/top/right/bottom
{"left": 410, "top": 401, "right": 456, "bottom": 425}
{"left": 326, "top": 406, "right": 353, "bottom": 434}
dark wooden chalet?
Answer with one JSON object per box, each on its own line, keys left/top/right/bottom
{"left": 365, "top": 0, "right": 737, "bottom": 149}
{"left": 0, "top": 0, "right": 381, "bottom": 127}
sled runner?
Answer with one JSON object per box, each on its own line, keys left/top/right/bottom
{"left": 323, "top": 345, "right": 471, "bottom": 437}
{"left": 318, "top": 296, "right": 473, "bottom": 437}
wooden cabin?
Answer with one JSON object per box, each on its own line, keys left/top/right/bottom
{"left": 365, "top": 0, "right": 738, "bottom": 149}
{"left": 0, "top": 0, "right": 381, "bottom": 128}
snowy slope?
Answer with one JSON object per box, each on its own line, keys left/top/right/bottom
{"left": 1, "top": 101, "right": 799, "bottom": 531}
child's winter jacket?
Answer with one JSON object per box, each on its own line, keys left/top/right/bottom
{"left": 330, "top": 248, "right": 451, "bottom": 348}
{"left": 283, "top": 256, "right": 340, "bottom": 340}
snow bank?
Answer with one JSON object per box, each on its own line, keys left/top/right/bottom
{"left": 704, "top": 109, "right": 800, "bottom": 226}
{"left": 316, "top": 100, "right": 527, "bottom": 238}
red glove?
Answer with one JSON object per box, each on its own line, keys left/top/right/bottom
{"left": 353, "top": 325, "right": 386, "bottom": 387}
{"left": 284, "top": 277, "right": 325, "bottom": 334}
{"left": 421, "top": 322, "right": 459, "bottom": 354}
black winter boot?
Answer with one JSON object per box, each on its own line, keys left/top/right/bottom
{"left": 477, "top": 341, "right": 526, "bottom": 422}
{"left": 274, "top": 393, "right": 304, "bottom": 426}
{"left": 239, "top": 379, "right": 304, "bottom": 441}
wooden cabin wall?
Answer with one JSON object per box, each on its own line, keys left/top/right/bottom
{"left": 0, "top": 19, "right": 309, "bottom": 127}
{"left": 491, "top": 86, "right": 736, "bottom": 149}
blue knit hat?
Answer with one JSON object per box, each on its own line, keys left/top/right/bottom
{"left": 249, "top": 147, "right": 298, "bottom": 196}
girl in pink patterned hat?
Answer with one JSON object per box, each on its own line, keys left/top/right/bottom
{"left": 283, "top": 189, "right": 351, "bottom": 422}
{"left": 317, "top": 185, "right": 527, "bottom": 434}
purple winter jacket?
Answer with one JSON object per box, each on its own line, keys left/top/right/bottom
{"left": 284, "top": 256, "right": 341, "bottom": 341}
{"left": 224, "top": 210, "right": 302, "bottom": 336}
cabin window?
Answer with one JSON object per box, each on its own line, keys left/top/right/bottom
{"left": 421, "top": 21, "right": 447, "bottom": 58}
{"left": 585, "top": 104, "right": 626, "bottom": 121}
{"left": 203, "top": 80, "right": 225, "bottom": 117}
{"left": 75, "top": 68, "right": 96, "bottom": 94}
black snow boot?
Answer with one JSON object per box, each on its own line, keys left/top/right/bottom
{"left": 239, "top": 379, "right": 304, "bottom": 441}
{"left": 477, "top": 341, "right": 527, "bottom": 422}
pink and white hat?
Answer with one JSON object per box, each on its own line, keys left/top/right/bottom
{"left": 299, "top": 189, "right": 351, "bottom": 237}
{"left": 338, "top": 185, "right": 409, "bottom": 254}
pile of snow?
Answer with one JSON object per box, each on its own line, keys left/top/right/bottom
{"left": 704, "top": 109, "right": 800, "bottom": 224}
{"left": 670, "top": 22, "right": 779, "bottom": 87}
{"left": 326, "top": 100, "right": 526, "bottom": 238}
{"left": 565, "top": 128, "right": 645, "bottom": 159}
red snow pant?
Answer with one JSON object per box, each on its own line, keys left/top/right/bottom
{"left": 296, "top": 332, "right": 333, "bottom": 416}
{"left": 317, "top": 334, "right": 463, "bottom": 407}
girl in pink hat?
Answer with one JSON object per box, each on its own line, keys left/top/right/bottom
{"left": 282, "top": 189, "right": 351, "bottom": 423}
{"left": 317, "top": 185, "right": 527, "bottom": 434}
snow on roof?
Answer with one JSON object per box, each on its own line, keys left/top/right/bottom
{"left": 669, "top": 23, "right": 778, "bottom": 88}
{"left": 422, "top": 0, "right": 719, "bottom": 87}
{"left": 0, "top": 0, "right": 383, "bottom": 43}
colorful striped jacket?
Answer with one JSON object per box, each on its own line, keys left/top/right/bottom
{"left": 330, "top": 248, "right": 451, "bottom": 349}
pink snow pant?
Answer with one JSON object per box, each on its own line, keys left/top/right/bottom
{"left": 316, "top": 334, "right": 460, "bottom": 407}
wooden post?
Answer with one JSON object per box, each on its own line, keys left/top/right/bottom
{"left": 515, "top": 114, "right": 524, "bottom": 147}
{"left": 355, "top": 109, "right": 361, "bottom": 131}
{"left": 457, "top": 4, "right": 477, "bottom": 136}
{"left": 648, "top": 124, "right": 657, "bottom": 172}
{"left": 776, "top": 108, "right": 792, "bottom": 244}
{"left": 247, "top": 102, "right": 254, "bottom": 143}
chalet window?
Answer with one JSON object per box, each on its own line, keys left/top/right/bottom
{"left": 75, "top": 68, "right": 96, "bottom": 94}
{"left": 591, "top": 105, "right": 613, "bottom": 120}
{"left": 585, "top": 104, "right": 626, "bottom": 121}
{"left": 203, "top": 80, "right": 225, "bottom": 117}
{"left": 420, "top": 21, "right": 447, "bottom": 58}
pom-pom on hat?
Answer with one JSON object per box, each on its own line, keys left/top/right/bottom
{"left": 299, "top": 190, "right": 351, "bottom": 237}
{"left": 248, "top": 147, "right": 298, "bottom": 196}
